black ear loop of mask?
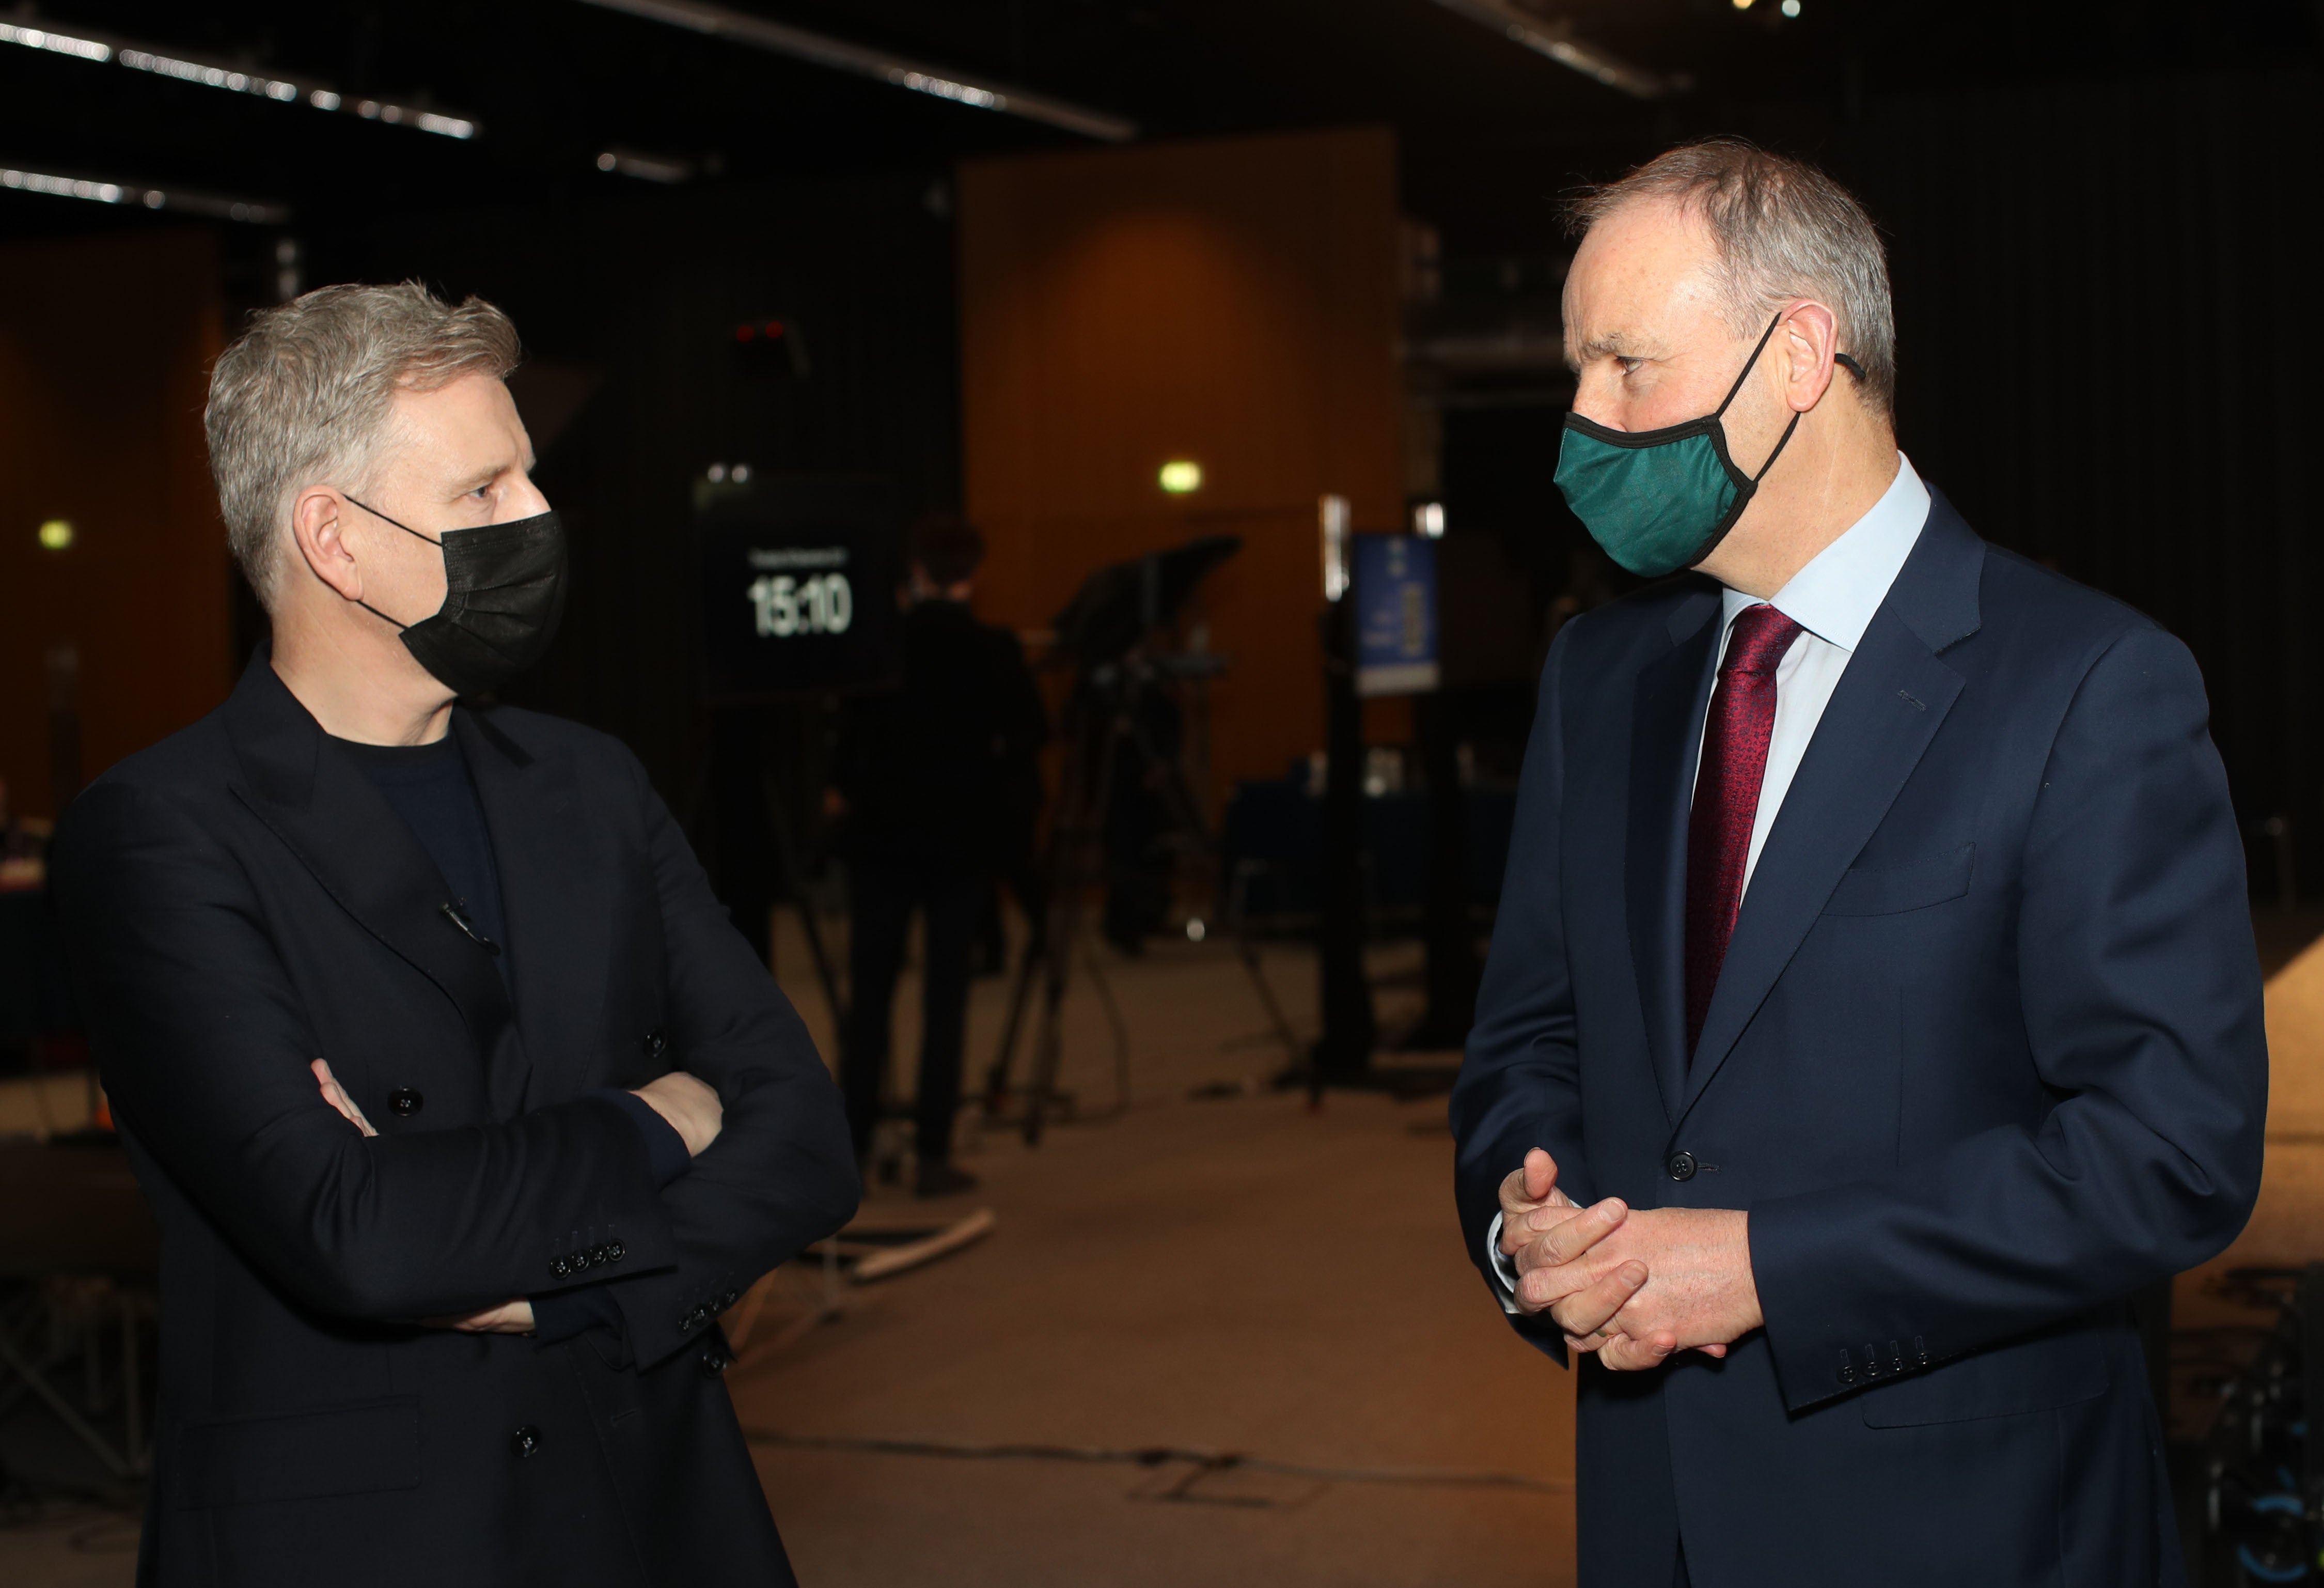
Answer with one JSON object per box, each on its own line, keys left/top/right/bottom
{"left": 338, "top": 493, "right": 443, "bottom": 632}
{"left": 1716, "top": 333, "right": 1870, "bottom": 493}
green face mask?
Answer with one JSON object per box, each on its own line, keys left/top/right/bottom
{"left": 1552, "top": 313, "right": 1803, "bottom": 579}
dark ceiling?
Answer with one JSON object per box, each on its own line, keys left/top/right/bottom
{"left": 2, "top": 0, "right": 2317, "bottom": 254}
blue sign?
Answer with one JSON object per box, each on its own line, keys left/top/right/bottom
{"left": 1352, "top": 534, "right": 1439, "bottom": 697}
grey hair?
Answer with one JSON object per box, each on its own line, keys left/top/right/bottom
{"left": 205, "top": 282, "right": 522, "bottom": 605}
{"left": 1568, "top": 138, "right": 1896, "bottom": 417}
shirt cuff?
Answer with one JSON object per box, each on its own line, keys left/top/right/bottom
{"left": 1485, "top": 1212, "right": 1522, "bottom": 1314}
{"left": 590, "top": 1087, "right": 692, "bottom": 1187}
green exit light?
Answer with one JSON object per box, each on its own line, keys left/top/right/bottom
{"left": 1158, "top": 460, "right": 1203, "bottom": 494}
{"left": 37, "top": 519, "right": 72, "bottom": 551}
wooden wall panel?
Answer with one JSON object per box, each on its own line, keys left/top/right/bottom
{"left": 0, "top": 229, "right": 230, "bottom": 820}
{"left": 959, "top": 128, "right": 1405, "bottom": 812}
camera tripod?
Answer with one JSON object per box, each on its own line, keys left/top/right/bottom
{"left": 980, "top": 649, "right": 1303, "bottom": 1144}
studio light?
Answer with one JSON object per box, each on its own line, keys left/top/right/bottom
{"left": 38, "top": 520, "right": 73, "bottom": 551}
{"left": 0, "top": 22, "right": 108, "bottom": 62}
{"left": 1320, "top": 494, "right": 1351, "bottom": 603}
{"left": 576, "top": 0, "right": 1137, "bottom": 142}
{"left": 0, "top": 17, "right": 479, "bottom": 139}
{"left": 1158, "top": 460, "right": 1203, "bottom": 494}
{"left": 1424, "top": 0, "right": 1686, "bottom": 100}
{"left": 596, "top": 148, "right": 695, "bottom": 183}
{"left": 1413, "top": 502, "right": 1446, "bottom": 539}
{"left": 0, "top": 163, "right": 290, "bottom": 224}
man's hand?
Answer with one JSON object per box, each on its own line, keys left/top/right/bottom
{"left": 1597, "top": 1207, "right": 1762, "bottom": 1356}
{"left": 633, "top": 1071, "right": 723, "bottom": 1157}
{"left": 312, "top": 1059, "right": 376, "bottom": 1136}
{"left": 1497, "top": 1149, "right": 1655, "bottom": 1362}
{"left": 424, "top": 1299, "right": 536, "bottom": 1334}
{"left": 1521, "top": 1207, "right": 1759, "bottom": 1368}
{"left": 1497, "top": 1146, "right": 1580, "bottom": 1257}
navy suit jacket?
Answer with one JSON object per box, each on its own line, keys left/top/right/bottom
{"left": 1450, "top": 493, "right": 2266, "bottom": 1587}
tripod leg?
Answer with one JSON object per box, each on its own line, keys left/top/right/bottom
{"left": 982, "top": 936, "right": 1044, "bottom": 1117}
{"left": 1234, "top": 931, "right": 1304, "bottom": 1070}
{"left": 1077, "top": 935, "right": 1134, "bottom": 1114}
{"left": 1024, "top": 878, "right": 1081, "bottom": 1146}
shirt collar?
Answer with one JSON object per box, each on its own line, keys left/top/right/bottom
{"left": 1718, "top": 452, "right": 1932, "bottom": 654}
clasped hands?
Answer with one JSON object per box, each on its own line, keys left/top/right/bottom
{"left": 310, "top": 1058, "right": 722, "bottom": 1335}
{"left": 1497, "top": 1147, "right": 1763, "bottom": 1370}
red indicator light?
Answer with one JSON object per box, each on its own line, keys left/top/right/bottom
{"left": 734, "top": 323, "right": 755, "bottom": 342}
{"left": 764, "top": 320, "right": 783, "bottom": 338}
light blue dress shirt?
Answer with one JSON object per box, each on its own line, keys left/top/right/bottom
{"left": 1486, "top": 453, "right": 1933, "bottom": 1306}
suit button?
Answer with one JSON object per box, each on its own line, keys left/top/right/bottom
{"left": 1667, "top": 1150, "right": 1697, "bottom": 1182}
{"left": 642, "top": 1028, "right": 668, "bottom": 1060}
{"left": 387, "top": 1088, "right": 423, "bottom": 1117}
{"left": 606, "top": 1241, "right": 625, "bottom": 1263}
{"left": 511, "top": 1425, "right": 542, "bottom": 1458}
{"left": 589, "top": 1244, "right": 610, "bottom": 1266}
{"left": 549, "top": 1256, "right": 571, "bottom": 1279}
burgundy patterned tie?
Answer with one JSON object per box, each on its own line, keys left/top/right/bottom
{"left": 1684, "top": 604, "right": 1804, "bottom": 1061}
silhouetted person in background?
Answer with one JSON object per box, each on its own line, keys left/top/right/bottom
{"left": 832, "top": 515, "right": 1046, "bottom": 1196}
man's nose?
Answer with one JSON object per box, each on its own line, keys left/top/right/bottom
{"left": 1571, "top": 371, "right": 1626, "bottom": 430}
{"left": 503, "top": 478, "right": 552, "bottom": 522}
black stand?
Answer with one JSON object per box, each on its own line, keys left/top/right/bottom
{"left": 983, "top": 656, "right": 1302, "bottom": 1144}
{"left": 1310, "top": 600, "right": 1376, "bottom": 1085}
{"left": 1403, "top": 689, "right": 1480, "bottom": 1049}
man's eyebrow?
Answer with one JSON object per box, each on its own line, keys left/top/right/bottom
{"left": 1573, "top": 330, "right": 1650, "bottom": 363}
{"left": 451, "top": 458, "right": 524, "bottom": 494}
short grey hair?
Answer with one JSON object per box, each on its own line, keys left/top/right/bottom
{"left": 205, "top": 282, "right": 522, "bottom": 605}
{"left": 1569, "top": 138, "right": 1896, "bottom": 417}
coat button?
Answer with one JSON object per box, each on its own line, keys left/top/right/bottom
{"left": 1667, "top": 1150, "right": 1698, "bottom": 1182}
{"left": 642, "top": 1028, "right": 668, "bottom": 1060}
{"left": 387, "top": 1088, "right": 423, "bottom": 1117}
{"left": 589, "top": 1244, "right": 610, "bottom": 1266}
{"left": 606, "top": 1241, "right": 625, "bottom": 1263}
{"left": 511, "top": 1425, "right": 542, "bottom": 1458}
{"left": 549, "top": 1256, "right": 571, "bottom": 1279}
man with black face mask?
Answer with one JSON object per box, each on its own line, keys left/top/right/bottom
{"left": 1450, "top": 141, "right": 2264, "bottom": 1586}
{"left": 51, "top": 283, "right": 857, "bottom": 1587}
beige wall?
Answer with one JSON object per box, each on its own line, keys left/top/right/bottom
{"left": 959, "top": 127, "right": 1408, "bottom": 812}
{"left": 0, "top": 228, "right": 231, "bottom": 820}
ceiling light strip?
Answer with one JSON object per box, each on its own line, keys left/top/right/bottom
{"left": 1423, "top": 0, "right": 1686, "bottom": 100}
{"left": 575, "top": 0, "right": 1136, "bottom": 143}
{"left": 0, "top": 162, "right": 290, "bottom": 223}
{"left": 0, "top": 19, "right": 478, "bottom": 138}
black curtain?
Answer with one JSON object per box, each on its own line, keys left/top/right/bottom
{"left": 1830, "top": 69, "right": 2324, "bottom": 890}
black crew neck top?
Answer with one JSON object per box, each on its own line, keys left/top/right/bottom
{"left": 332, "top": 734, "right": 509, "bottom": 964}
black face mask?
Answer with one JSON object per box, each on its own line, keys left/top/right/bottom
{"left": 344, "top": 497, "right": 568, "bottom": 697}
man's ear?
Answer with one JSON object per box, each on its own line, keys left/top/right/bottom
{"left": 1778, "top": 301, "right": 1843, "bottom": 414}
{"left": 289, "top": 488, "right": 362, "bottom": 603}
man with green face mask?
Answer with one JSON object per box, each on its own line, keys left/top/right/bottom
{"left": 1449, "top": 139, "right": 2264, "bottom": 1587}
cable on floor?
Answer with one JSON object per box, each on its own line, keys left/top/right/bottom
{"left": 740, "top": 1427, "right": 1573, "bottom": 1492}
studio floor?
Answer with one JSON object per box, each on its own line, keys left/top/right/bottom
{"left": 5, "top": 911, "right": 2322, "bottom": 1585}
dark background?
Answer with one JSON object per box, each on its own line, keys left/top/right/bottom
{"left": 4, "top": 0, "right": 2319, "bottom": 885}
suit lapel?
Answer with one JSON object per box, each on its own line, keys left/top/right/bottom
{"left": 223, "top": 656, "right": 517, "bottom": 1066}
{"left": 458, "top": 707, "right": 616, "bottom": 1113}
{"left": 1678, "top": 501, "right": 1985, "bottom": 1120}
{"left": 1626, "top": 586, "right": 1722, "bottom": 1124}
